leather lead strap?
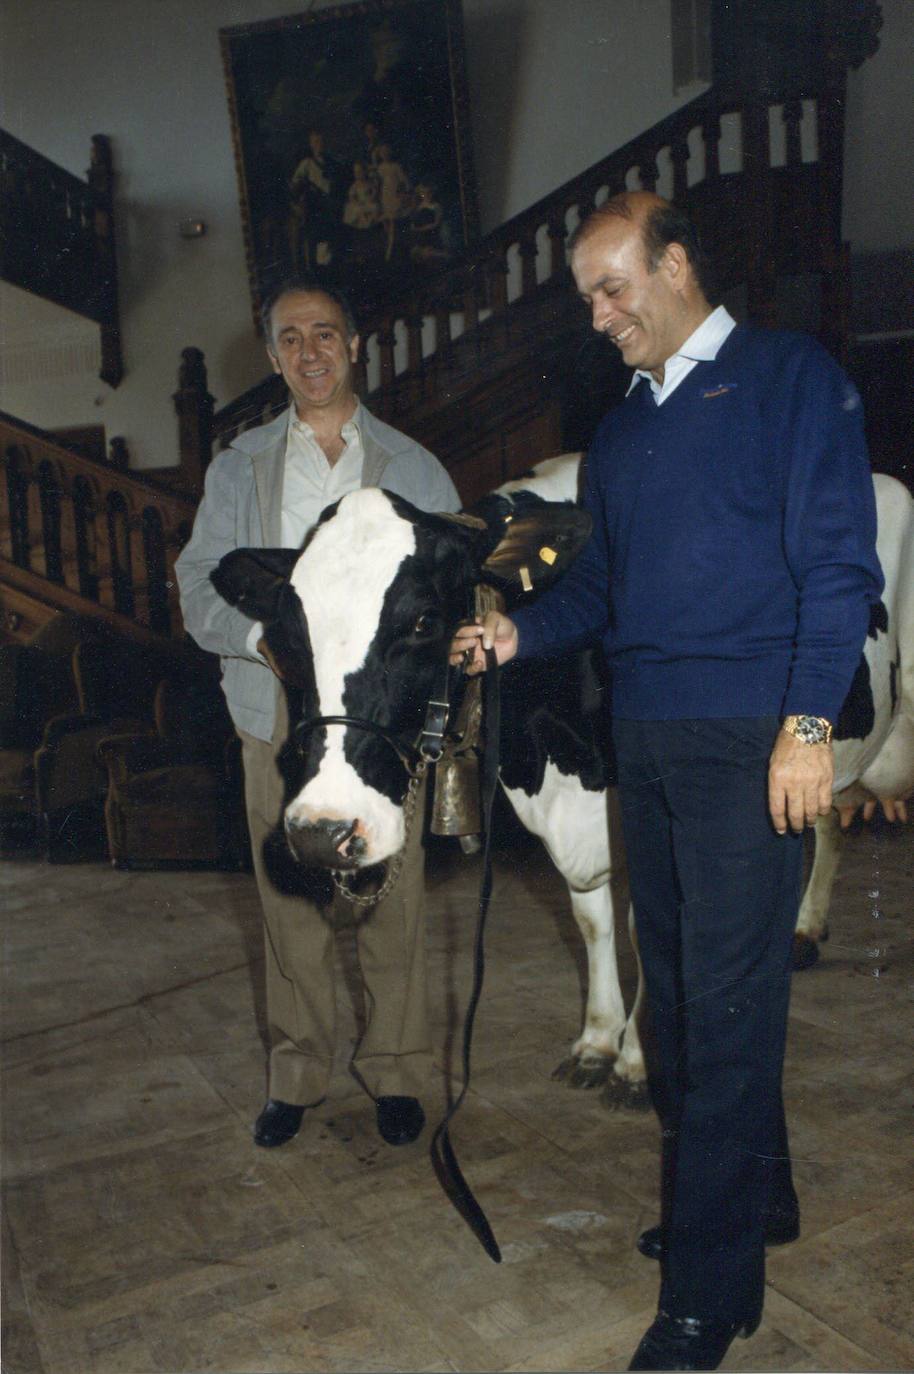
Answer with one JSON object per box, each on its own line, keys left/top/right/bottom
{"left": 429, "top": 644, "right": 502, "bottom": 1263}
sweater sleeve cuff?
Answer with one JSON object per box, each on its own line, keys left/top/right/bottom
{"left": 245, "top": 621, "right": 267, "bottom": 662}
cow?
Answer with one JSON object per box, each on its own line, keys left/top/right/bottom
{"left": 213, "top": 456, "right": 648, "bottom": 1108}
{"left": 212, "top": 457, "right": 913, "bottom": 1106}
{"left": 792, "top": 471, "right": 914, "bottom": 967}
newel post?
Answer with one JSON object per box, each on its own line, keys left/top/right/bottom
{"left": 88, "top": 134, "right": 124, "bottom": 389}
{"left": 173, "top": 347, "right": 215, "bottom": 495}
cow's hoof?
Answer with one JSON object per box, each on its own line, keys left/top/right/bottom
{"left": 601, "top": 1076, "right": 651, "bottom": 1112}
{"left": 552, "top": 1054, "right": 614, "bottom": 1090}
{"left": 792, "top": 934, "right": 821, "bottom": 971}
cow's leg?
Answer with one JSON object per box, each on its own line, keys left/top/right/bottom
{"left": 502, "top": 768, "right": 649, "bottom": 1104}
{"left": 553, "top": 880, "right": 629, "bottom": 1088}
{"left": 794, "top": 807, "right": 843, "bottom": 969}
{"left": 602, "top": 903, "right": 650, "bottom": 1109}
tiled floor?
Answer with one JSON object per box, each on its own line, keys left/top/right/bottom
{"left": 2, "top": 815, "right": 912, "bottom": 1374}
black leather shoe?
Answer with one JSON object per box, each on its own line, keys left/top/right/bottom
{"left": 375, "top": 1095, "right": 425, "bottom": 1146}
{"left": 637, "top": 1208, "right": 799, "bottom": 1261}
{"left": 628, "top": 1307, "right": 762, "bottom": 1370}
{"left": 253, "top": 1099, "right": 306, "bottom": 1148}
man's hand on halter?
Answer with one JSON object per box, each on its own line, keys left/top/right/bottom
{"left": 450, "top": 611, "right": 519, "bottom": 675}
{"left": 257, "top": 636, "right": 286, "bottom": 682}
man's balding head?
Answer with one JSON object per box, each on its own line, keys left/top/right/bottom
{"left": 569, "top": 193, "right": 715, "bottom": 381}
{"left": 569, "top": 193, "right": 713, "bottom": 302}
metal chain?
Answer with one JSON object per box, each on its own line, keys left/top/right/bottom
{"left": 330, "top": 762, "right": 427, "bottom": 907}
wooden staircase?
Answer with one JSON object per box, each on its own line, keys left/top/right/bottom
{"left": 1, "top": 81, "right": 851, "bottom": 644}
{"left": 0, "top": 412, "right": 196, "bottom": 646}
{"left": 207, "top": 82, "right": 850, "bottom": 503}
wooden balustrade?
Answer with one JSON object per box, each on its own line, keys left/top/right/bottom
{"left": 1, "top": 131, "right": 123, "bottom": 388}
{"left": 1, "top": 412, "right": 196, "bottom": 644}
{"left": 203, "top": 81, "right": 845, "bottom": 467}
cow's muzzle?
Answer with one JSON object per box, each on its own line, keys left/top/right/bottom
{"left": 284, "top": 815, "right": 367, "bottom": 869}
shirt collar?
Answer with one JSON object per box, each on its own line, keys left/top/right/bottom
{"left": 288, "top": 399, "right": 363, "bottom": 445}
{"left": 625, "top": 305, "right": 737, "bottom": 396}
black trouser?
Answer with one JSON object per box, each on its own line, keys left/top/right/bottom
{"left": 613, "top": 717, "right": 803, "bottom": 1322}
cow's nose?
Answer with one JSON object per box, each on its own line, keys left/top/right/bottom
{"left": 284, "top": 816, "right": 367, "bottom": 869}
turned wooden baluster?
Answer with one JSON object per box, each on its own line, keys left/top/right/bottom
{"left": 433, "top": 298, "right": 453, "bottom": 370}
{"left": 142, "top": 508, "right": 171, "bottom": 637}
{"left": 375, "top": 322, "right": 396, "bottom": 420}
{"left": 782, "top": 99, "right": 803, "bottom": 167}
{"left": 106, "top": 493, "right": 135, "bottom": 618}
{"left": 405, "top": 311, "right": 424, "bottom": 376}
{"left": 638, "top": 153, "right": 659, "bottom": 193}
{"left": 462, "top": 265, "right": 481, "bottom": 334}
{"left": 547, "top": 207, "right": 568, "bottom": 279}
{"left": 36, "top": 463, "right": 64, "bottom": 584}
{"left": 72, "top": 476, "right": 99, "bottom": 601}
{"left": 701, "top": 112, "right": 721, "bottom": 183}
{"left": 352, "top": 344, "right": 368, "bottom": 399}
{"left": 671, "top": 137, "right": 691, "bottom": 202}
{"left": 518, "top": 228, "right": 539, "bottom": 296}
{"left": 404, "top": 311, "right": 425, "bottom": 403}
{"left": 487, "top": 250, "right": 510, "bottom": 345}
{"left": 3, "top": 449, "right": 32, "bottom": 569}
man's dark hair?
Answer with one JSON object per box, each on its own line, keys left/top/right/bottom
{"left": 569, "top": 196, "right": 715, "bottom": 301}
{"left": 260, "top": 279, "right": 359, "bottom": 348}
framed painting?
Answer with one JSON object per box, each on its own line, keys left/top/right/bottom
{"left": 220, "top": 0, "right": 479, "bottom": 330}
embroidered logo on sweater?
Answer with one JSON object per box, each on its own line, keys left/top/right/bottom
{"left": 702, "top": 384, "right": 738, "bottom": 399}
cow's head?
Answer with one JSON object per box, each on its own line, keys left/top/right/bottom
{"left": 213, "top": 487, "right": 590, "bottom": 871}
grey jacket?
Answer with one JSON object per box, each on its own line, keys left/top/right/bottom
{"left": 175, "top": 403, "right": 461, "bottom": 740}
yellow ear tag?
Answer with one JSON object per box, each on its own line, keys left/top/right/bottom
{"left": 538, "top": 546, "right": 557, "bottom": 565}
{"left": 519, "top": 565, "right": 533, "bottom": 592}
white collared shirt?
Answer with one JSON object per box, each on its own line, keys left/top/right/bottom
{"left": 244, "top": 403, "right": 364, "bottom": 658}
{"left": 280, "top": 404, "right": 363, "bottom": 548}
{"left": 626, "top": 305, "right": 737, "bottom": 405}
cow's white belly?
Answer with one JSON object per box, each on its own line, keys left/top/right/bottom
{"left": 500, "top": 761, "right": 612, "bottom": 892}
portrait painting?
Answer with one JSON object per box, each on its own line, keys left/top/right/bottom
{"left": 220, "top": 0, "right": 479, "bottom": 329}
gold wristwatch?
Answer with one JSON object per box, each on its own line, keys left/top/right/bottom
{"left": 782, "top": 714, "right": 833, "bottom": 745}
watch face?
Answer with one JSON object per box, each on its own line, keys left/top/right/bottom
{"left": 794, "top": 715, "right": 829, "bottom": 744}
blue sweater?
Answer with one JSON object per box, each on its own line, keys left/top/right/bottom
{"left": 512, "top": 324, "right": 884, "bottom": 723}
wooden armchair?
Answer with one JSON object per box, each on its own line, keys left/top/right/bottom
{"left": 0, "top": 615, "right": 101, "bottom": 852}
{"left": 34, "top": 635, "right": 168, "bottom": 861}
{"left": 98, "top": 663, "right": 247, "bottom": 870}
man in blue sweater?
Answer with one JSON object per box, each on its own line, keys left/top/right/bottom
{"left": 454, "top": 191, "right": 883, "bottom": 1370}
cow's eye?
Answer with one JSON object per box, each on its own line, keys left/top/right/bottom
{"left": 413, "top": 612, "right": 437, "bottom": 637}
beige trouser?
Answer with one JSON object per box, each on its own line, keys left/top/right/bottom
{"left": 239, "top": 692, "right": 431, "bottom": 1106}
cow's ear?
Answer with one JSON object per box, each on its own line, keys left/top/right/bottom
{"left": 211, "top": 548, "right": 300, "bottom": 622}
{"left": 480, "top": 506, "right": 592, "bottom": 591}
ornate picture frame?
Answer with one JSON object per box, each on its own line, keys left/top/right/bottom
{"left": 220, "top": 0, "right": 479, "bottom": 330}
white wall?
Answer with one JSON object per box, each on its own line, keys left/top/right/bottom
{"left": 0, "top": 0, "right": 695, "bottom": 469}
{"left": 842, "top": 0, "right": 914, "bottom": 255}
{"left": 0, "top": 0, "right": 910, "bottom": 470}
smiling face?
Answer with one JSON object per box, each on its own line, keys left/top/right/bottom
{"left": 571, "top": 214, "right": 692, "bottom": 380}
{"left": 266, "top": 291, "right": 360, "bottom": 419}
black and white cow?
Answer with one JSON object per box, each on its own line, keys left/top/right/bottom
{"left": 792, "top": 471, "right": 914, "bottom": 966}
{"left": 214, "top": 458, "right": 914, "bottom": 1103}
{"left": 214, "top": 457, "right": 647, "bottom": 1107}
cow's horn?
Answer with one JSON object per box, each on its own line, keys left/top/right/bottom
{"left": 437, "top": 511, "right": 488, "bottom": 531}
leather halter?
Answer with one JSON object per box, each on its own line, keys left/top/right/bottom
{"left": 292, "top": 645, "right": 455, "bottom": 776}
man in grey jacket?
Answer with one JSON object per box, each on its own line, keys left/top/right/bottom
{"left": 176, "top": 280, "right": 460, "bottom": 1150}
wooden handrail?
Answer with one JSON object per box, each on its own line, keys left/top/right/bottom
{"left": 1, "top": 411, "right": 196, "bottom": 642}
{"left": 208, "top": 82, "right": 845, "bottom": 449}
{"left": 0, "top": 130, "right": 123, "bottom": 387}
